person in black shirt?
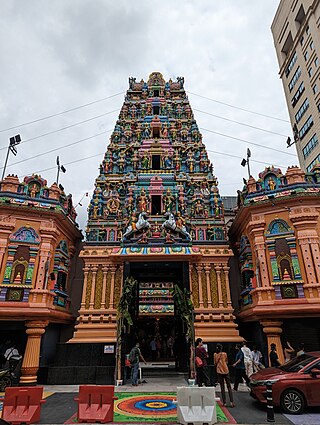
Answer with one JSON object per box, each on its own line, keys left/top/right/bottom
{"left": 269, "top": 343, "right": 281, "bottom": 368}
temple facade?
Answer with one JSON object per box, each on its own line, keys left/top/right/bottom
{"left": 229, "top": 165, "right": 320, "bottom": 365}
{"left": 0, "top": 174, "right": 82, "bottom": 384}
{"left": 70, "top": 72, "right": 241, "bottom": 354}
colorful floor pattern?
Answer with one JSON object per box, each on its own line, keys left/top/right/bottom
{"left": 65, "top": 392, "right": 230, "bottom": 423}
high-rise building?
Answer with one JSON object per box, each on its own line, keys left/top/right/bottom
{"left": 271, "top": 0, "right": 320, "bottom": 171}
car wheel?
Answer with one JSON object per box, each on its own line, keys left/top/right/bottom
{"left": 280, "top": 389, "right": 305, "bottom": 415}
{"left": 0, "top": 376, "right": 12, "bottom": 392}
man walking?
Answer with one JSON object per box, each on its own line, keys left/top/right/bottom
{"left": 129, "top": 342, "right": 147, "bottom": 386}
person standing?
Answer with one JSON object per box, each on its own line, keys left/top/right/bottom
{"left": 241, "top": 341, "right": 254, "bottom": 377}
{"left": 195, "top": 338, "right": 210, "bottom": 387}
{"left": 129, "top": 342, "right": 146, "bottom": 386}
{"left": 252, "top": 346, "right": 264, "bottom": 372}
{"left": 214, "top": 343, "right": 234, "bottom": 407}
{"left": 150, "top": 338, "right": 157, "bottom": 361}
{"left": 233, "top": 343, "right": 250, "bottom": 391}
{"left": 284, "top": 341, "right": 295, "bottom": 362}
{"left": 269, "top": 343, "right": 281, "bottom": 368}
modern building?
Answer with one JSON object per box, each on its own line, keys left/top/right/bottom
{"left": 271, "top": 0, "right": 320, "bottom": 171}
{"left": 47, "top": 73, "right": 243, "bottom": 384}
{"left": 229, "top": 164, "right": 320, "bottom": 365}
{"left": 0, "top": 173, "right": 82, "bottom": 384}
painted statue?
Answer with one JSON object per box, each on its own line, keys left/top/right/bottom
{"left": 122, "top": 211, "right": 151, "bottom": 240}
{"left": 162, "top": 212, "right": 191, "bottom": 240}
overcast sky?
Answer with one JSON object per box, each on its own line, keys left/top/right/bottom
{"left": 0, "top": 0, "right": 296, "bottom": 230}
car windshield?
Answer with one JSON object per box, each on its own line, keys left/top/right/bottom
{"left": 280, "top": 354, "right": 316, "bottom": 372}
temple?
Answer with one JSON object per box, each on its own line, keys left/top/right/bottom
{"left": 67, "top": 72, "right": 241, "bottom": 376}
{"left": 229, "top": 164, "right": 320, "bottom": 363}
{"left": 0, "top": 174, "right": 82, "bottom": 384}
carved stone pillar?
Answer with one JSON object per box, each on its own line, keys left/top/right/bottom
{"left": 109, "top": 265, "right": 117, "bottom": 309}
{"left": 222, "top": 265, "right": 232, "bottom": 308}
{"left": 261, "top": 320, "right": 284, "bottom": 365}
{"left": 89, "top": 266, "right": 98, "bottom": 309}
{"left": 299, "top": 239, "right": 317, "bottom": 284}
{"left": 80, "top": 267, "right": 89, "bottom": 309}
{"left": 101, "top": 265, "right": 109, "bottom": 309}
{"left": 204, "top": 265, "right": 212, "bottom": 308}
{"left": 215, "top": 265, "right": 224, "bottom": 308}
{"left": 20, "top": 321, "right": 48, "bottom": 385}
{"left": 195, "top": 264, "right": 204, "bottom": 308}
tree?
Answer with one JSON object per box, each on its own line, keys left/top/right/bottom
{"left": 115, "top": 276, "right": 137, "bottom": 382}
{"left": 172, "top": 284, "right": 195, "bottom": 377}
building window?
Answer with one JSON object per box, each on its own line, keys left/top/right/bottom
{"left": 300, "top": 36, "right": 304, "bottom": 46}
{"left": 318, "top": 102, "right": 320, "bottom": 112}
{"left": 295, "top": 98, "right": 309, "bottom": 123}
{"left": 299, "top": 115, "right": 313, "bottom": 140}
{"left": 152, "top": 155, "right": 161, "bottom": 170}
{"left": 306, "top": 25, "right": 310, "bottom": 35}
{"left": 303, "top": 134, "right": 318, "bottom": 159}
{"left": 308, "top": 67, "right": 313, "bottom": 77}
{"left": 291, "top": 82, "right": 305, "bottom": 107}
{"left": 315, "top": 57, "right": 319, "bottom": 67}
{"left": 285, "top": 51, "right": 297, "bottom": 77}
{"left": 313, "top": 84, "right": 318, "bottom": 94}
{"left": 153, "top": 105, "right": 160, "bottom": 115}
{"left": 153, "top": 89, "right": 159, "bottom": 97}
{"left": 152, "top": 127, "right": 160, "bottom": 138}
{"left": 307, "top": 154, "right": 320, "bottom": 172}
{"left": 151, "top": 195, "right": 162, "bottom": 215}
{"left": 289, "top": 67, "right": 301, "bottom": 92}
{"left": 304, "top": 51, "right": 309, "bottom": 61}
{"left": 310, "top": 40, "right": 314, "bottom": 50}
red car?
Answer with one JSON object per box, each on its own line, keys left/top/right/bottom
{"left": 250, "top": 352, "right": 320, "bottom": 414}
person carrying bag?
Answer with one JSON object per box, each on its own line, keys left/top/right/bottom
{"left": 214, "top": 343, "right": 234, "bottom": 408}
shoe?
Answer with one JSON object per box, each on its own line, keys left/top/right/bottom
{"left": 223, "top": 403, "right": 227, "bottom": 407}
{"left": 230, "top": 402, "right": 235, "bottom": 408}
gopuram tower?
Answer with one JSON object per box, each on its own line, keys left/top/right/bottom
{"left": 71, "top": 73, "right": 241, "bottom": 349}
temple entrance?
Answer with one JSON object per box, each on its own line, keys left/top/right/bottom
{"left": 124, "top": 261, "right": 190, "bottom": 373}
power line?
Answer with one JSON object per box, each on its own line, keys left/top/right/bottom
{"left": 0, "top": 109, "right": 119, "bottom": 151}
{"left": 188, "top": 91, "right": 290, "bottom": 123}
{"left": 0, "top": 91, "right": 125, "bottom": 134}
{"left": 20, "top": 151, "right": 105, "bottom": 177}
{"left": 201, "top": 127, "right": 297, "bottom": 157}
{"left": 194, "top": 108, "right": 288, "bottom": 137}
{"left": 22, "top": 146, "right": 291, "bottom": 180}
{"left": 207, "top": 149, "right": 287, "bottom": 168}
{"left": 2, "top": 130, "right": 112, "bottom": 170}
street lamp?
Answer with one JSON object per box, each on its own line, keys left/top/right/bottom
{"left": 241, "top": 148, "right": 251, "bottom": 179}
{"left": 56, "top": 156, "right": 66, "bottom": 185}
{"left": 1, "top": 135, "right": 21, "bottom": 180}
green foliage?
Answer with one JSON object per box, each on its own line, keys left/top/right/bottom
{"left": 117, "top": 276, "right": 137, "bottom": 332}
{"left": 172, "top": 284, "right": 194, "bottom": 339}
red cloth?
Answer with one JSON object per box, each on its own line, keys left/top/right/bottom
{"left": 195, "top": 346, "right": 208, "bottom": 366}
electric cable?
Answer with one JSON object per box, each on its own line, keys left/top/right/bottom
{"left": 0, "top": 91, "right": 125, "bottom": 134}
{"left": 201, "top": 127, "right": 297, "bottom": 157}
{"left": 194, "top": 108, "right": 288, "bottom": 137}
{"left": 0, "top": 110, "right": 119, "bottom": 151}
{"left": 1, "top": 130, "right": 112, "bottom": 171}
{"left": 188, "top": 91, "right": 290, "bottom": 123}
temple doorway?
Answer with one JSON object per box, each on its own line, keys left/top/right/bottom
{"left": 124, "top": 260, "right": 190, "bottom": 372}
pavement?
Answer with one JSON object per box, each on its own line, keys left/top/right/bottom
{"left": 0, "top": 376, "right": 319, "bottom": 424}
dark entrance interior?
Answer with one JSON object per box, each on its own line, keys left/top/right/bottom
{"left": 123, "top": 261, "right": 190, "bottom": 372}
{"left": 152, "top": 155, "right": 161, "bottom": 170}
{"left": 151, "top": 195, "right": 162, "bottom": 215}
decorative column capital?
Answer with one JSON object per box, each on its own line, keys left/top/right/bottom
{"left": 261, "top": 320, "right": 283, "bottom": 335}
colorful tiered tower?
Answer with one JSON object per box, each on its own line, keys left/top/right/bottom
{"left": 71, "top": 73, "right": 241, "bottom": 353}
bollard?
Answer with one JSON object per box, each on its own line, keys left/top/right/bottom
{"left": 266, "top": 381, "right": 275, "bottom": 423}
